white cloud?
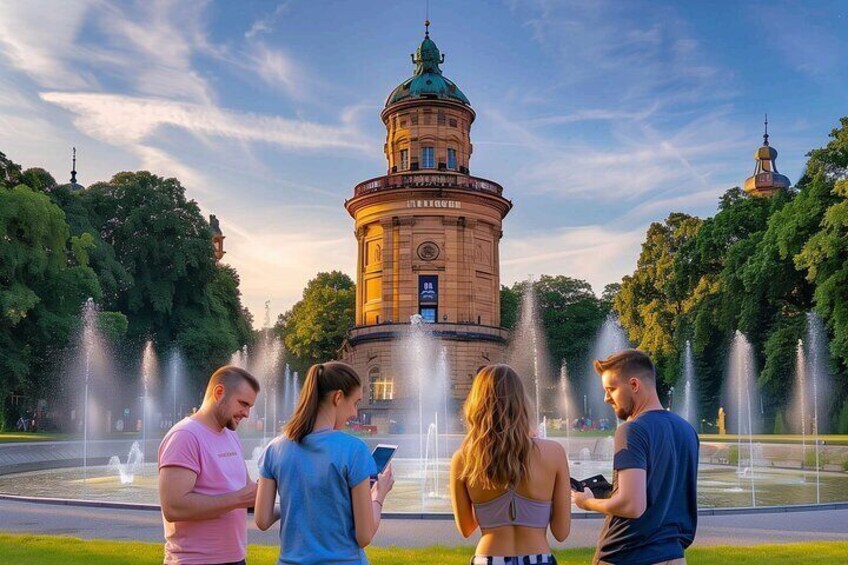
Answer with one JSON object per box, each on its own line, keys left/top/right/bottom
{"left": 501, "top": 225, "right": 646, "bottom": 293}
{"left": 0, "top": 0, "right": 96, "bottom": 89}
{"left": 249, "top": 44, "right": 300, "bottom": 96}
{"left": 245, "top": 2, "right": 291, "bottom": 40}
{"left": 220, "top": 221, "right": 356, "bottom": 323}
{"left": 40, "top": 92, "right": 370, "bottom": 151}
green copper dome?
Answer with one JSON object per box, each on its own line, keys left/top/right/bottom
{"left": 385, "top": 27, "right": 470, "bottom": 107}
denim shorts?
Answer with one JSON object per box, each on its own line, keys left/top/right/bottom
{"left": 471, "top": 555, "right": 557, "bottom": 565}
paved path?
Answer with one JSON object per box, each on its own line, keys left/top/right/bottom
{"left": 1, "top": 499, "right": 846, "bottom": 549}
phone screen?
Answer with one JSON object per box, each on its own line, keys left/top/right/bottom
{"left": 371, "top": 446, "right": 396, "bottom": 475}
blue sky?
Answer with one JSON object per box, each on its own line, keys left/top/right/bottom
{"left": 1, "top": 0, "right": 846, "bottom": 325}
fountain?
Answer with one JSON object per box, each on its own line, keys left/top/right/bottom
{"left": 79, "top": 299, "right": 98, "bottom": 487}
{"left": 676, "top": 340, "right": 698, "bottom": 427}
{"left": 507, "top": 279, "right": 551, "bottom": 433}
{"left": 586, "top": 314, "right": 629, "bottom": 423}
{"left": 403, "top": 314, "right": 450, "bottom": 508}
{"left": 107, "top": 442, "right": 144, "bottom": 485}
{"left": 805, "top": 312, "right": 833, "bottom": 503}
{"left": 727, "top": 331, "right": 758, "bottom": 506}
{"left": 140, "top": 340, "right": 158, "bottom": 463}
{"left": 165, "top": 348, "right": 186, "bottom": 427}
{"left": 559, "top": 360, "right": 574, "bottom": 454}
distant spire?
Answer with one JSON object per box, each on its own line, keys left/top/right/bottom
{"left": 70, "top": 147, "right": 77, "bottom": 184}
{"left": 763, "top": 114, "right": 769, "bottom": 146}
{"left": 425, "top": 0, "right": 430, "bottom": 37}
{"left": 425, "top": 19, "right": 430, "bottom": 38}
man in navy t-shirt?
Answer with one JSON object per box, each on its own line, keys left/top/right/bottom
{"left": 572, "top": 349, "right": 699, "bottom": 565}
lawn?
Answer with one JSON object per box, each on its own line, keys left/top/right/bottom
{"left": 0, "top": 432, "right": 72, "bottom": 443}
{"left": 1, "top": 534, "right": 847, "bottom": 564}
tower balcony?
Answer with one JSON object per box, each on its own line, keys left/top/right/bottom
{"left": 347, "top": 321, "right": 510, "bottom": 346}
{"left": 353, "top": 172, "right": 504, "bottom": 198}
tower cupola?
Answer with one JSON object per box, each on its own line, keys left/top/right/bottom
{"left": 743, "top": 115, "right": 791, "bottom": 197}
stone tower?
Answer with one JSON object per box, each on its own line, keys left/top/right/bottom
{"left": 342, "top": 23, "right": 512, "bottom": 428}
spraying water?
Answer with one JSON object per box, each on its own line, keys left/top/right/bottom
{"left": 559, "top": 361, "right": 573, "bottom": 455}
{"left": 676, "top": 340, "right": 698, "bottom": 427}
{"left": 507, "top": 279, "right": 550, "bottom": 433}
{"left": 728, "top": 331, "right": 757, "bottom": 506}
{"left": 140, "top": 340, "right": 158, "bottom": 463}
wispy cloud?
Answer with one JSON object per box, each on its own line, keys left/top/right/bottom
{"left": 501, "top": 225, "right": 645, "bottom": 292}
{"left": 245, "top": 2, "right": 291, "bottom": 40}
{"left": 40, "top": 92, "right": 370, "bottom": 150}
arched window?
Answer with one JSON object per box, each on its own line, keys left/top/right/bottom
{"left": 369, "top": 366, "right": 393, "bottom": 402}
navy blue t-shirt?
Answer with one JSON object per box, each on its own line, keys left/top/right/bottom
{"left": 594, "top": 410, "right": 699, "bottom": 565}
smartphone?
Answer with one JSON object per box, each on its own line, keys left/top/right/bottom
{"left": 581, "top": 474, "right": 613, "bottom": 499}
{"left": 370, "top": 444, "right": 397, "bottom": 482}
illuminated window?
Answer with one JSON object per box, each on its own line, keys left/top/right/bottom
{"left": 400, "top": 149, "right": 409, "bottom": 170}
{"left": 369, "top": 367, "right": 393, "bottom": 402}
{"left": 447, "top": 148, "right": 457, "bottom": 170}
{"left": 421, "top": 146, "right": 435, "bottom": 169}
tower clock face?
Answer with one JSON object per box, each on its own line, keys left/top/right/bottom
{"left": 417, "top": 241, "right": 440, "bottom": 261}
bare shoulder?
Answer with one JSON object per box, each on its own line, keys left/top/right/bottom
{"left": 450, "top": 449, "right": 465, "bottom": 468}
{"left": 534, "top": 438, "right": 567, "bottom": 460}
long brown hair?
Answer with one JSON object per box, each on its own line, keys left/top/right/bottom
{"left": 459, "top": 364, "right": 535, "bottom": 490}
{"left": 284, "top": 361, "right": 362, "bottom": 443}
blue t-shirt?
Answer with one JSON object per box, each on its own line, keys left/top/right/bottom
{"left": 259, "top": 430, "right": 377, "bottom": 565}
{"left": 594, "top": 410, "right": 699, "bottom": 565}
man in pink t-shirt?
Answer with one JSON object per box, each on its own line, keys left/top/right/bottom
{"left": 159, "top": 366, "right": 260, "bottom": 565}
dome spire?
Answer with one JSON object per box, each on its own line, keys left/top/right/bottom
{"left": 70, "top": 146, "right": 77, "bottom": 184}
{"left": 743, "top": 115, "right": 790, "bottom": 198}
{"left": 763, "top": 113, "right": 769, "bottom": 146}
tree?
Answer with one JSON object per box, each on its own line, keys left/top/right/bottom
{"left": 0, "top": 183, "right": 103, "bottom": 425}
{"left": 615, "top": 213, "right": 702, "bottom": 384}
{"left": 534, "top": 275, "right": 607, "bottom": 372}
{"left": 276, "top": 271, "right": 355, "bottom": 371}
{"left": 499, "top": 285, "right": 520, "bottom": 330}
{"left": 80, "top": 172, "right": 218, "bottom": 341}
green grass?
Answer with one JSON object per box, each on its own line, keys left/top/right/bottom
{"left": 1, "top": 534, "right": 847, "bottom": 564}
{"left": 700, "top": 434, "right": 848, "bottom": 447}
{"left": 0, "top": 432, "right": 72, "bottom": 443}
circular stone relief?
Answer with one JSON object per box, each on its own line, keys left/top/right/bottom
{"left": 417, "top": 241, "right": 440, "bottom": 261}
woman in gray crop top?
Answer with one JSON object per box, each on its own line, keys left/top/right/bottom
{"left": 450, "top": 365, "right": 571, "bottom": 564}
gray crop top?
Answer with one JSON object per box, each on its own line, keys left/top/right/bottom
{"left": 472, "top": 489, "right": 552, "bottom": 529}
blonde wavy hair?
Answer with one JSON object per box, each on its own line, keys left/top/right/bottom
{"left": 459, "top": 364, "right": 535, "bottom": 490}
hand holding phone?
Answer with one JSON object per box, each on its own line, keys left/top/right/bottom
{"left": 370, "top": 444, "right": 397, "bottom": 484}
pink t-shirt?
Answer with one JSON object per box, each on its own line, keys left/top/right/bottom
{"left": 158, "top": 417, "right": 247, "bottom": 565}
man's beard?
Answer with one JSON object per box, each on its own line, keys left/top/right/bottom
{"left": 613, "top": 398, "right": 633, "bottom": 420}
{"left": 215, "top": 404, "right": 239, "bottom": 430}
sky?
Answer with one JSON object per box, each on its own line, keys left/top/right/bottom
{"left": 1, "top": 0, "right": 847, "bottom": 326}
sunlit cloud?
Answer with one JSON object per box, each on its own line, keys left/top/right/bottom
{"left": 501, "top": 225, "right": 645, "bottom": 292}
{"left": 40, "top": 92, "right": 370, "bottom": 151}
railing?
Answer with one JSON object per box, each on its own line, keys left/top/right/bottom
{"left": 348, "top": 322, "right": 510, "bottom": 342}
{"left": 353, "top": 173, "right": 504, "bottom": 197}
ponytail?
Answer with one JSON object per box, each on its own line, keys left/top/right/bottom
{"left": 284, "top": 361, "right": 362, "bottom": 443}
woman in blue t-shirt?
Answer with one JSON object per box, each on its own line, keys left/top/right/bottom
{"left": 254, "top": 361, "right": 394, "bottom": 565}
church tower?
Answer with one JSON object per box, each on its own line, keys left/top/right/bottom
{"left": 342, "top": 23, "right": 512, "bottom": 427}
{"left": 744, "top": 116, "right": 791, "bottom": 197}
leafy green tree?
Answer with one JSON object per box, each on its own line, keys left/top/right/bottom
{"left": 615, "top": 213, "right": 702, "bottom": 384}
{"left": 276, "top": 271, "right": 355, "bottom": 371}
{"left": 0, "top": 183, "right": 102, "bottom": 424}
{"left": 796, "top": 120, "right": 848, "bottom": 370}
{"left": 499, "top": 285, "right": 520, "bottom": 330}
{"left": 80, "top": 172, "right": 218, "bottom": 341}
{"left": 534, "top": 275, "right": 608, "bottom": 372}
